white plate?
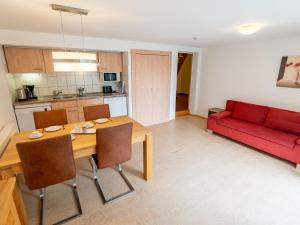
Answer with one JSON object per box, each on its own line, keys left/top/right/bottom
{"left": 94, "top": 118, "right": 109, "bottom": 124}
{"left": 45, "top": 125, "right": 63, "bottom": 132}
{"left": 83, "top": 123, "right": 94, "bottom": 129}
{"left": 28, "top": 132, "right": 43, "bottom": 139}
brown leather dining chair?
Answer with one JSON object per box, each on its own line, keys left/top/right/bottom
{"left": 83, "top": 104, "right": 110, "bottom": 121}
{"left": 33, "top": 109, "right": 68, "bottom": 129}
{"left": 16, "top": 134, "right": 82, "bottom": 225}
{"left": 90, "top": 123, "right": 134, "bottom": 204}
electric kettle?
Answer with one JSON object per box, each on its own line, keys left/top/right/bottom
{"left": 16, "top": 88, "right": 27, "bottom": 101}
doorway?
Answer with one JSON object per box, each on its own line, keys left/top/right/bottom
{"left": 176, "top": 53, "right": 193, "bottom": 116}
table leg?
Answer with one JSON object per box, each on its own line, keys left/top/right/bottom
{"left": 143, "top": 133, "right": 153, "bottom": 180}
{"left": 13, "top": 183, "right": 28, "bottom": 225}
{"left": 0, "top": 169, "right": 28, "bottom": 225}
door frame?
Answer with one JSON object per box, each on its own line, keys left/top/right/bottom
{"left": 175, "top": 51, "right": 199, "bottom": 118}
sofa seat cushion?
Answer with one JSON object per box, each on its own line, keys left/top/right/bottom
{"left": 232, "top": 102, "right": 269, "bottom": 125}
{"left": 217, "top": 117, "right": 298, "bottom": 148}
{"left": 264, "top": 108, "right": 300, "bottom": 136}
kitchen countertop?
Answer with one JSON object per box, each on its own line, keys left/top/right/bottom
{"left": 14, "top": 92, "right": 127, "bottom": 106}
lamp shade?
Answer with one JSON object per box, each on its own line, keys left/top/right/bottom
{"left": 52, "top": 51, "right": 98, "bottom": 72}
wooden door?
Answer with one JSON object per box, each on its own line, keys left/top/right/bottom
{"left": 152, "top": 54, "right": 171, "bottom": 124}
{"left": 131, "top": 50, "right": 171, "bottom": 126}
{"left": 4, "top": 47, "right": 46, "bottom": 73}
{"left": 98, "top": 52, "right": 123, "bottom": 72}
{"left": 132, "top": 53, "right": 153, "bottom": 125}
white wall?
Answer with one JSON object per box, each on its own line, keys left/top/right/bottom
{"left": 11, "top": 72, "right": 116, "bottom": 97}
{"left": 197, "top": 36, "right": 300, "bottom": 117}
{"left": 0, "top": 47, "right": 17, "bottom": 128}
{"left": 0, "top": 29, "right": 202, "bottom": 120}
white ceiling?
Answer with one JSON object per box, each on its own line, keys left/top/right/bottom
{"left": 1, "top": 0, "right": 300, "bottom": 47}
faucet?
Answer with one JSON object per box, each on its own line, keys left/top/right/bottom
{"left": 78, "top": 87, "right": 85, "bottom": 97}
{"left": 53, "top": 90, "right": 62, "bottom": 97}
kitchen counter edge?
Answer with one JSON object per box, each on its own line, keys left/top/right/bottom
{"left": 13, "top": 93, "right": 127, "bottom": 107}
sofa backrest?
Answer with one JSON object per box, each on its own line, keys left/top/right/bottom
{"left": 226, "top": 100, "right": 300, "bottom": 134}
{"left": 226, "top": 100, "right": 269, "bottom": 125}
{"left": 264, "top": 108, "right": 300, "bottom": 135}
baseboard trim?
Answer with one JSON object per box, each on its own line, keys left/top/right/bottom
{"left": 189, "top": 113, "right": 207, "bottom": 119}
{"left": 176, "top": 110, "right": 189, "bottom": 117}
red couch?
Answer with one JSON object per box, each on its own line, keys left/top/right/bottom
{"left": 207, "top": 100, "right": 300, "bottom": 165}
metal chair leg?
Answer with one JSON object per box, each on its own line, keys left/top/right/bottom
{"left": 90, "top": 157, "right": 135, "bottom": 204}
{"left": 39, "top": 188, "right": 45, "bottom": 225}
{"left": 118, "top": 165, "right": 134, "bottom": 192}
{"left": 38, "top": 179, "right": 82, "bottom": 225}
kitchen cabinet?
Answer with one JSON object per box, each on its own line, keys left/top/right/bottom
{"left": 66, "top": 106, "right": 80, "bottom": 123}
{"left": 52, "top": 100, "right": 79, "bottom": 123}
{"left": 104, "top": 96, "right": 127, "bottom": 117}
{"left": 3, "top": 46, "right": 125, "bottom": 74}
{"left": 51, "top": 98, "right": 103, "bottom": 123}
{"left": 4, "top": 47, "right": 46, "bottom": 73}
{"left": 131, "top": 49, "right": 171, "bottom": 126}
{"left": 77, "top": 98, "right": 104, "bottom": 121}
{"left": 42, "top": 49, "right": 54, "bottom": 73}
{"left": 98, "top": 52, "right": 123, "bottom": 72}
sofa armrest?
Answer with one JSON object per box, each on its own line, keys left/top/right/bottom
{"left": 209, "top": 111, "right": 232, "bottom": 120}
{"left": 296, "top": 137, "right": 300, "bottom": 145}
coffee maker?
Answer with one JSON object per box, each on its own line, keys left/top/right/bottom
{"left": 24, "top": 85, "right": 37, "bottom": 100}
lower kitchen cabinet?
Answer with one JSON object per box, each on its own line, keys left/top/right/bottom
{"left": 77, "top": 98, "right": 104, "bottom": 121}
{"left": 14, "top": 96, "right": 127, "bottom": 131}
{"left": 51, "top": 97, "right": 104, "bottom": 123}
{"left": 66, "top": 107, "right": 80, "bottom": 123}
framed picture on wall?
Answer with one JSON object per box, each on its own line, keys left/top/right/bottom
{"left": 277, "top": 56, "right": 300, "bottom": 88}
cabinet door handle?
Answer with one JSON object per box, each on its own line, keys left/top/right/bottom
{"left": 32, "top": 68, "right": 42, "bottom": 71}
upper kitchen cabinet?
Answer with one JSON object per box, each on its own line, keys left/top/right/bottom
{"left": 98, "top": 52, "right": 123, "bottom": 72}
{"left": 4, "top": 47, "right": 46, "bottom": 73}
{"left": 42, "top": 49, "right": 54, "bottom": 73}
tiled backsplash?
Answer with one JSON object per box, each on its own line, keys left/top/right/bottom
{"left": 12, "top": 72, "right": 118, "bottom": 97}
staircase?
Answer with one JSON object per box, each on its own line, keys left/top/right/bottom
{"left": 177, "top": 53, "right": 188, "bottom": 73}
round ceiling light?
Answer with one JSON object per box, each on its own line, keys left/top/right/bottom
{"left": 237, "top": 23, "right": 262, "bottom": 35}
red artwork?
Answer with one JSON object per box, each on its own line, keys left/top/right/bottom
{"left": 277, "top": 56, "right": 300, "bottom": 88}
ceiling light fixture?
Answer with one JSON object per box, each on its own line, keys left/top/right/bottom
{"left": 237, "top": 23, "right": 262, "bottom": 35}
{"left": 50, "top": 4, "right": 98, "bottom": 72}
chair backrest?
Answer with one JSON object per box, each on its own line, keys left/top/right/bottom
{"left": 95, "top": 123, "right": 133, "bottom": 169}
{"left": 83, "top": 104, "right": 110, "bottom": 121}
{"left": 16, "top": 134, "right": 76, "bottom": 190}
{"left": 33, "top": 109, "right": 68, "bottom": 129}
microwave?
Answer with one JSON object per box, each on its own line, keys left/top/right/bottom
{"left": 102, "top": 72, "right": 121, "bottom": 82}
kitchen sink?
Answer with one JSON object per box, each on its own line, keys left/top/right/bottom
{"left": 53, "top": 95, "right": 75, "bottom": 99}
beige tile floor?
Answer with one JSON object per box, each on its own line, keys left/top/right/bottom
{"left": 19, "top": 115, "right": 300, "bottom": 225}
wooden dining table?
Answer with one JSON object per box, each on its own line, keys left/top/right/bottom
{"left": 0, "top": 116, "right": 153, "bottom": 180}
{"left": 0, "top": 115, "right": 152, "bottom": 225}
